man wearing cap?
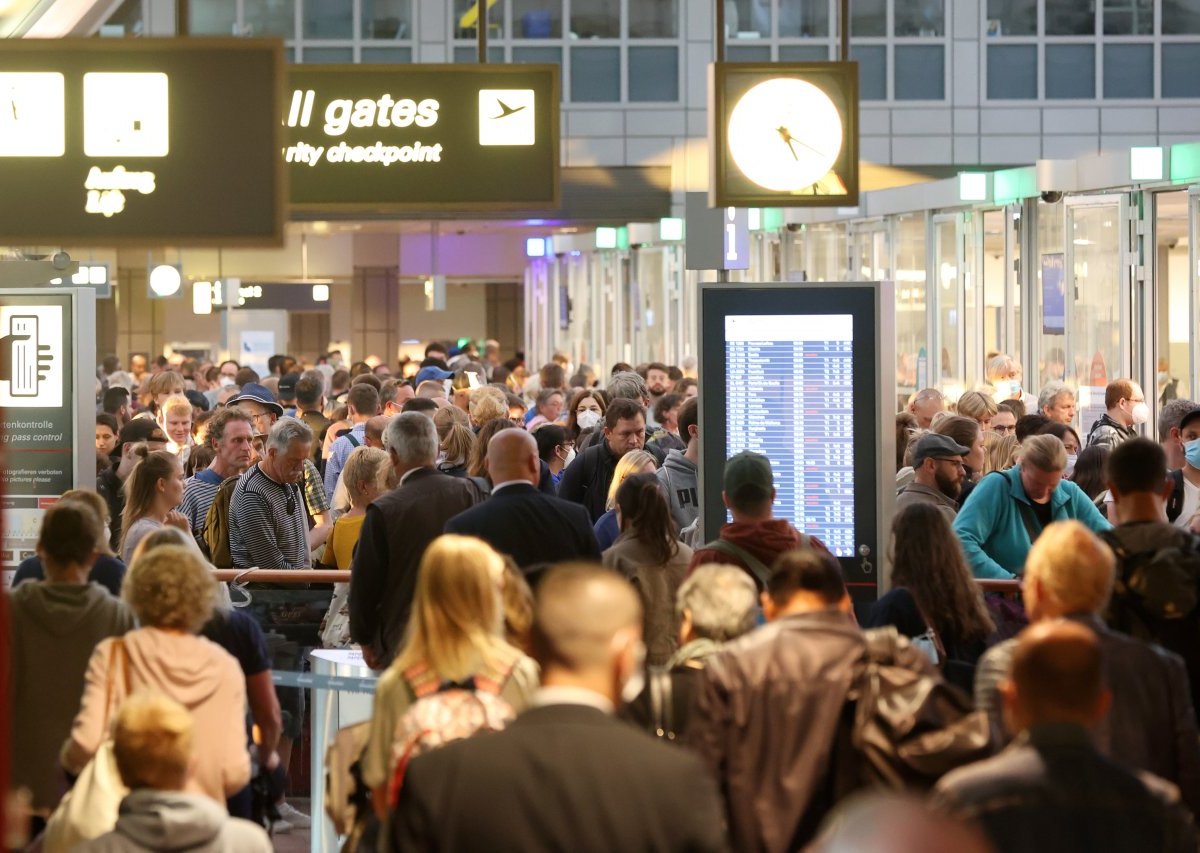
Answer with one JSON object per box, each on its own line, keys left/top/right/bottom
{"left": 226, "top": 382, "right": 332, "bottom": 550}
{"left": 896, "top": 433, "right": 969, "bottom": 521}
{"left": 688, "top": 451, "right": 828, "bottom": 590}
{"left": 1169, "top": 406, "right": 1200, "bottom": 530}
{"left": 277, "top": 372, "right": 300, "bottom": 418}
{"left": 97, "top": 420, "right": 168, "bottom": 551}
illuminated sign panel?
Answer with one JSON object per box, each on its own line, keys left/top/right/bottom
{"left": 710, "top": 62, "right": 859, "bottom": 208}
{"left": 0, "top": 39, "right": 284, "bottom": 246}
{"left": 286, "top": 65, "right": 559, "bottom": 211}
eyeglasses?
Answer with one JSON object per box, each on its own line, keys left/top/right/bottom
{"left": 933, "top": 457, "right": 966, "bottom": 468}
{"left": 992, "top": 425, "right": 1016, "bottom": 435}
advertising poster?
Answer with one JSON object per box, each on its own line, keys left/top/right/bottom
{"left": 1041, "top": 253, "right": 1066, "bottom": 335}
{"left": 0, "top": 291, "right": 76, "bottom": 584}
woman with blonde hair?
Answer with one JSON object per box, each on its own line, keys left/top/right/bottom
{"left": 956, "top": 390, "right": 999, "bottom": 432}
{"left": 361, "top": 534, "right": 538, "bottom": 819}
{"left": 120, "top": 449, "right": 191, "bottom": 564}
{"left": 983, "top": 431, "right": 1020, "bottom": 475}
{"left": 592, "top": 448, "right": 658, "bottom": 550}
{"left": 62, "top": 544, "right": 250, "bottom": 805}
{"left": 435, "top": 405, "right": 476, "bottom": 478}
{"left": 319, "top": 446, "right": 392, "bottom": 647}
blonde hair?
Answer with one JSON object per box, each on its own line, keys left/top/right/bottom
{"left": 159, "top": 394, "right": 192, "bottom": 419}
{"left": 985, "top": 353, "right": 1021, "bottom": 384}
{"left": 983, "top": 432, "right": 1020, "bottom": 475}
{"left": 121, "top": 449, "right": 181, "bottom": 554}
{"left": 500, "top": 558, "right": 534, "bottom": 654}
{"left": 956, "top": 390, "right": 998, "bottom": 425}
{"left": 1020, "top": 433, "right": 1068, "bottom": 472}
{"left": 123, "top": 544, "right": 215, "bottom": 632}
{"left": 606, "top": 449, "right": 657, "bottom": 511}
{"left": 468, "top": 386, "right": 509, "bottom": 427}
{"left": 440, "top": 422, "right": 476, "bottom": 468}
{"left": 1025, "top": 520, "right": 1115, "bottom": 613}
{"left": 112, "top": 693, "right": 194, "bottom": 791}
{"left": 148, "top": 371, "right": 185, "bottom": 401}
{"left": 60, "top": 488, "right": 115, "bottom": 556}
{"left": 341, "top": 446, "right": 390, "bottom": 508}
{"left": 393, "top": 535, "right": 509, "bottom": 682}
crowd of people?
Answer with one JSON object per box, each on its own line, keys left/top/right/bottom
{"left": 7, "top": 344, "right": 1200, "bottom": 852}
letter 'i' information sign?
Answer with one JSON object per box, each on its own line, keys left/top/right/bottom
{"left": 285, "top": 65, "right": 559, "bottom": 211}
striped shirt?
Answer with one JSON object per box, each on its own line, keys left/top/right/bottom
{"left": 229, "top": 464, "right": 311, "bottom": 570}
{"left": 178, "top": 469, "right": 226, "bottom": 536}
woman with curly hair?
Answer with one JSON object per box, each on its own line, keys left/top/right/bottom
{"left": 865, "top": 503, "right": 996, "bottom": 690}
{"left": 61, "top": 544, "right": 250, "bottom": 805}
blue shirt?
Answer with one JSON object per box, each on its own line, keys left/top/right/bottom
{"left": 593, "top": 510, "right": 621, "bottom": 551}
{"left": 324, "top": 422, "right": 367, "bottom": 497}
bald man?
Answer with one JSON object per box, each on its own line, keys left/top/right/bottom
{"left": 444, "top": 429, "right": 599, "bottom": 580}
{"left": 393, "top": 565, "right": 726, "bottom": 852}
{"left": 936, "top": 621, "right": 1197, "bottom": 853}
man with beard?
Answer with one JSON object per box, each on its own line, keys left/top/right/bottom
{"left": 642, "top": 362, "right": 672, "bottom": 428}
{"left": 895, "top": 433, "right": 969, "bottom": 521}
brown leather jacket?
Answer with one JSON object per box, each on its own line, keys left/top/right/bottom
{"left": 687, "top": 609, "right": 867, "bottom": 853}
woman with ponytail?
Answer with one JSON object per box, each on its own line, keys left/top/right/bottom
{"left": 602, "top": 472, "right": 694, "bottom": 665}
{"left": 120, "top": 448, "right": 191, "bottom": 564}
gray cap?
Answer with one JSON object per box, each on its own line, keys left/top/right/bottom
{"left": 912, "top": 433, "right": 969, "bottom": 466}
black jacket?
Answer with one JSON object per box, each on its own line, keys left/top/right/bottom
{"left": 392, "top": 703, "right": 727, "bottom": 853}
{"left": 556, "top": 438, "right": 620, "bottom": 522}
{"left": 349, "top": 467, "right": 484, "bottom": 666}
{"left": 934, "top": 723, "right": 1197, "bottom": 853}
{"left": 444, "top": 482, "right": 601, "bottom": 578}
{"left": 974, "top": 612, "right": 1200, "bottom": 817}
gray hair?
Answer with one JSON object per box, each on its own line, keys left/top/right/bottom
{"left": 1037, "top": 380, "right": 1075, "bottom": 413}
{"left": 676, "top": 564, "right": 758, "bottom": 642}
{"left": 384, "top": 411, "right": 438, "bottom": 465}
{"left": 608, "top": 370, "right": 648, "bottom": 401}
{"left": 1159, "top": 398, "right": 1197, "bottom": 441}
{"left": 266, "top": 416, "right": 313, "bottom": 453}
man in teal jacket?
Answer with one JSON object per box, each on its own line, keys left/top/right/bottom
{"left": 953, "top": 434, "right": 1111, "bottom": 578}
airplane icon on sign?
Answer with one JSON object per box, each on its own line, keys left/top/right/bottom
{"left": 491, "top": 99, "right": 526, "bottom": 119}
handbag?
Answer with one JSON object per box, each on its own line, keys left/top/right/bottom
{"left": 42, "top": 639, "right": 132, "bottom": 852}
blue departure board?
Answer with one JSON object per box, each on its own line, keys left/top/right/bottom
{"left": 724, "top": 313, "right": 855, "bottom": 556}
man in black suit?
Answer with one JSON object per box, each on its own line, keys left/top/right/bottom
{"left": 349, "top": 412, "right": 483, "bottom": 668}
{"left": 445, "top": 429, "right": 600, "bottom": 577}
{"left": 392, "top": 564, "right": 727, "bottom": 853}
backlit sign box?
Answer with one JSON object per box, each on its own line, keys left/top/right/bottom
{"left": 285, "top": 65, "right": 559, "bottom": 212}
{"left": 0, "top": 39, "right": 285, "bottom": 246}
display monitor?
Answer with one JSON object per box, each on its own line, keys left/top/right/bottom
{"left": 700, "top": 283, "right": 894, "bottom": 603}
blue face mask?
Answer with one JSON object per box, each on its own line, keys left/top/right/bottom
{"left": 1186, "top": 439, "right": 1200, "bottom": 470}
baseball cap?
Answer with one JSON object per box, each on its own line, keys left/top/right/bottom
{"left": 277, "top": 372, "right": 300, "bottom": 401}
{"left": 224, "top": 382, "right": 284, "bottom": 417}
{"left": 113, "top": 418, "right": 169, "bottom": 456}
{"left": 912, "top": 433, "right": 970, "bottom": 467}
{"left": 184, "top": 389, "right": 209, "bottom": 412}
{"left": 1179, "top": 407, "right": 1200, "bottom": 433}
{"left": 414, "top": 366, "right": 454, "bottom": 386}
{"left": 724, "top": 451, "right": 774, "bottom": 500}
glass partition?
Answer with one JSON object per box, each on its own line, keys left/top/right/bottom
{"left": 892, "top": 213, "right": 926, "bottom": 401}
{"left": 981, "top": 209, "right": 1007, "bottom": 370}
{"left": 1153, "top": 190, "right": 1193, "bottom": 405}
{"left": 1035, "top": 198, "right": 1066, "bottom": 391}
{"left": 934, "top": 214, "right": 963, "bottom": 395}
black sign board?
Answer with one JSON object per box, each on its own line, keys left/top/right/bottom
{"left": 0, "top": 39, "right": 285, "bottom": 246}
{"left": 286, "top": 64, "right": 559, "bottom": 212}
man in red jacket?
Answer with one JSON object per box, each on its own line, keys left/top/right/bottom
{"left": 689, "top": 451, "right": 827, "bottom": 589}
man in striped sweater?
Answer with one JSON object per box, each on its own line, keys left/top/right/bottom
{"left": 178, "top": 408, "right": 254, "bottom": 547}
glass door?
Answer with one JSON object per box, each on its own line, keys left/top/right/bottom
{"left": 933, "top": 212, "right": 966, "bottom": 398}
{"left": 1151, "top": 189, "right": 1192, "bottom": 408}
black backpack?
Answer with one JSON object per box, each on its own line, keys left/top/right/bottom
{"left": 1166, "top": 469, "right": 1186, "bottom": 524}
{"left": 1100, "top": 529, "right": 1200, "bottom": 636}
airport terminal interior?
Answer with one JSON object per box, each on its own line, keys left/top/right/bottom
{"left": 5, "top": 0, "right": 1200, "bottom": 851}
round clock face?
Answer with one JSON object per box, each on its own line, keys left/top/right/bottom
{"left": 726, "top": 78, "right": 844, "bottom": 193}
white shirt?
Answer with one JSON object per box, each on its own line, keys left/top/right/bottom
{"left": 1175, "top": 476, "right": 1200, "bottom": 529}
{"left": 491, "top": 479, "right": 534, "bottom": 495}
{"left": 532, "top": 686, "right": 614, "bottom": 715}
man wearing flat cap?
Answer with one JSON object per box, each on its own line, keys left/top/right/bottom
{"left": 896, "top": 433, "right": 970, "bottom": 521}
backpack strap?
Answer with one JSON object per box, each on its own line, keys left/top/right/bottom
{"left": 1168, "top": 469, "right": 1186, "bottom": 523}
{"left": 345, "top": 433, "right": 361, "bottom": 449}
{"left": 703, "top": 538, "right": 773, "bottom": 588}
{"left": 1014, "top": 499, "right": 1043, "bottom": 544}
{"left": 649, "top": 668, "right": 675, "bottom": 741}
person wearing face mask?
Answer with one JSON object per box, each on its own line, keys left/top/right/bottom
{"left": 1085, "top": 378, "right": 1148, "bottom": 451}
{"left": 534, "top": 423, "right": 574, "bottom": 489}
{"left": 1170, "top": 407, "right": 1200, "bottom": 531}
{"left": 566, "top": 388, "right": 607, "bottom": 444}
{"left": 392, "top": 564, "right": 726, "bottom": 853}
{"left": 954, "top": 435, "right": 1111, "bottom": 579}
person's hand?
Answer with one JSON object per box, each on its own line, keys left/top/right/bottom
{"left": 1187, "top": 511, "right": 1200, "bottom": 535}
{"left": 165, "top": 510, "right": 190, "bottom": 531}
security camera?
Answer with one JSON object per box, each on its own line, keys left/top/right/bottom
{"left": 1040, "top": 191, "right": 1063, "bottom": 204}
{"left": 51, "top": 251, "right": 71, "bottom": 270}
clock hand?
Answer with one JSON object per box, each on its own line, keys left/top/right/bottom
{"left": 776, "top": 125, "right": 829, "bottom": 160}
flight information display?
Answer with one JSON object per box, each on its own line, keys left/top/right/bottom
{"left": 725, "top": 313, "right": 855, "bottom": 556}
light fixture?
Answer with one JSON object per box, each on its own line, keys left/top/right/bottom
{"left": 192, "top": 281, "right": 213, "bottom": 315}
{"left": 149, "top": 264, "right": 181, "bottom": 296}
{"left": 659, "top": 217, "right": 684, "bottom": 241}
{"left": 747, "top": 209, "right": 763, "bottom": 231}
{"left": 958, "top": 172, "right": 989, "bottom": 202}
{"left": 595, "top": 227, "right": 618, "bottom": 250}
{"left": 1130, "top": 147, "right": 1164, "bottom": 182}
{"left": 312, "top": 283, "right": 330, "bottom": 302}
{"left": 526, "top": 237, "right": 547, "bottom": 258}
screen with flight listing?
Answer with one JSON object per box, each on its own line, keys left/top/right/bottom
{"left": 699, "top": 282, "right": 894, "bottom": 604}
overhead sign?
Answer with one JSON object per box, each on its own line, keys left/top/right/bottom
{"left": 285, "top": 65, "right": 559, "bottom": 211}
{"left": 684, "top": 192, "right": 749, "bottom": 271}
{"left": 710, "top": 62, "right": 859, "bottom": 208}
{"left": 0, "top": 39, "right": 285, "bottom": 246}
{"left": 0, "top": 289, "right": 95, "bottom": 583}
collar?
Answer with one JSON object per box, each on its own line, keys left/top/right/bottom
{"left": 491, "top": 480, "right": 537, "bottom": 495}
{"left": 1017, "top": 721, "right": 1096, "bottom": 750}
{"left": 532, "top": 686, "right": 615, "bottom": 715}
{"left": 1005, "top": 466, "right": 1068, "bottom": 510}
{"left": 904, "top": 481, "right": 957, "bottom": 506}
{"left": 399, "top": 465, "right": 434, "bottom": 486}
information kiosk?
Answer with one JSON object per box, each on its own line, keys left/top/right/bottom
{"left": 698, "top": 282, "right": 895, "bottom": 602}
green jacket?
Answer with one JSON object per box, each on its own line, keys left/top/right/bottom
{"left": 952, "top": 466, "right": 1111, "bottom": 579}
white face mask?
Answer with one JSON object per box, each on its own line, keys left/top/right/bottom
{"left": 576, "top": 409, "right": 603, "bottom": 431}
{"left": 1132, "top": 401, "right": 1150, "bottom": 425}
{"left": 994, "top": 380, "right": 1021, "bottom": 402}
{"left": 218, "top": 376, "right": 235, "bottom": 388}
{"left": 1065, "top": 454, "right": 1078, "bottom": 476}
{"left": 558, "top": 447, "right": 576, "bottom": 467}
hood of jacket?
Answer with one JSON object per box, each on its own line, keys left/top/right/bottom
{"left": 11, "top": 582, "right": 122, "bottom": 637}
{"left": 121, "top": 628, "right": 228, "bottom": 707}
{"left": 661, "top": 449, "right": 697, "bottom": 479}
{"left": 720, "top": 518, "right": 806, "bottom": 563}
{"left": 113, "top": 790, "right": 226, "bottom": 850}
